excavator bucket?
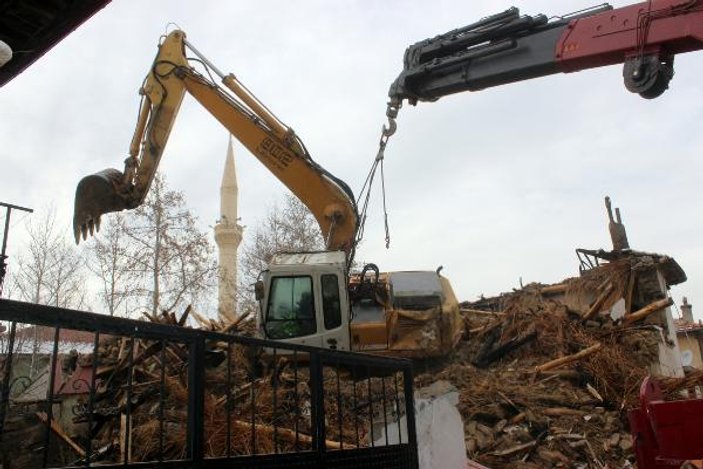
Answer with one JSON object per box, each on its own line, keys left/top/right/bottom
{"left": 73, "top": 168, "right": 130, "bottom": 244}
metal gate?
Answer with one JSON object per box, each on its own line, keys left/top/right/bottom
{"left": 0, "top": 299, "right": 418, "bottom": 468}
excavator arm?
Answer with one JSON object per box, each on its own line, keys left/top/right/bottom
{"left": 74, "top": 30, "right": 358, "bottom": 254}
{"left": 389, "top": 0, "right": 703, "bottom": 107}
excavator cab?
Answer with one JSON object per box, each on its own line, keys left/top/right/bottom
{"left": 258, "top": 251, "right": 351, "bottom": 351}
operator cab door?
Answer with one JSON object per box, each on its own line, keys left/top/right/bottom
{"left": 317, "top": 273, "right": 349, "bottom": 351}
{"left": 263, "top": 273, "right": 350, "bottom": 351}
{"left": 263, "top": 275, "right": 322, "bottom": 348}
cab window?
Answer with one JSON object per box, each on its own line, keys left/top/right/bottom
{"left": 265, "top": 276, "right": 316, "bottom": 339}
{"left": 321, "top": 274, "right": 342, "bottom": 330}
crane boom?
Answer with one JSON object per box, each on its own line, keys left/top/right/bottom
{"left": 389, "top": 0, "right": 703, "bottom": 106}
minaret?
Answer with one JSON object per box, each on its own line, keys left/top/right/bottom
{"left": 214, "top": 137, "right": 244, "bottom": 320}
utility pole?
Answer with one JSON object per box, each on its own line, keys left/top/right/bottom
{"left": 0, "top": 202, "right": 33, "bottom": 297}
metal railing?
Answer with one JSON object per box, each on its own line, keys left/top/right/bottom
{"left": 0, "top": 299, "right": 418, "bottom": 468}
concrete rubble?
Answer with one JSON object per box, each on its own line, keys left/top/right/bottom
{"left": 376, "top": 381, "right": 467, "bottom": 469}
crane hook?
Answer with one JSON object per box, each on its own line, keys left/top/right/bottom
{"left": 382, "top": 117, "right": 397, "bottom": 138}
{"left": 382, "top": 100, "right": 400, "bottom": 138}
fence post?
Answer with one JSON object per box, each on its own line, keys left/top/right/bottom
{"left": 0, "top": 321, "right": 16, "bottom": 442}
{"left": 187, "top": 336, "right": 206, "bottom": 466}
{"left": 403, "top": 365, "right": 419, "bottom": 469}
{"left": 309, "top": 351, "right": 326, "bottom": 461}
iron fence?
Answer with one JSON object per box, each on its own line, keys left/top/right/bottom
{"left": 0, "top": 299, "right": 418, "bottom": 468}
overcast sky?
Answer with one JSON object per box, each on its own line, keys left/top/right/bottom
{"left": 1, "top": 0, "right": 701, "bottom": 320}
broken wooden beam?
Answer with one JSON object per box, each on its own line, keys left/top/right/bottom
{"left": 473, "top": 331, "right": 537, "bottom": 368}
{"left": 460, "top": 308, "right": 506, "bottom": 316}
{"left": 489, "top": 440, "right": 536, "bottom": 457}
{"left": 540, "top": 284, "right": 569, "bottom": 295}
{"left": 624, "top": 298, "right": 673, "bottom": 325}
{"left": 537, "top": 369, "right": 581, "bottom": 380}
{"left": 543, "top": 407, "right": 587, "bottom": 417}
{"left": 36, "top": 412, "right": 86, "bottom": 457}
{"left": 535, "top": 343, "right": 602, "bottom": 374}
{"left": 231, "top": 419, "right": 343, "bottom": 450}
{"left": 582, "top": 284, "right": 614, "bottom": 321}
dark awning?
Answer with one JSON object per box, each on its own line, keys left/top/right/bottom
{"left": 0, "top": 0, "right": 111, "bottom": 87}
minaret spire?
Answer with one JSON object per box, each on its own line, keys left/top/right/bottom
{"left": 220, "top": 137, "right": 238, "bottom": 222}
{"left": 214, "top": 136, "right": 244, "bottom": 321}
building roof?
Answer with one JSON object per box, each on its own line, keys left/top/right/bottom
{"left": 2, "top": 325, "right": 98, "bottom": 354}
{"left": 675, "top": 318, "right": 703, "bottom": 334}
{"left": 576, "top": 248, "right": 687, "bottom": 286}
{"left": 0, "top": 0, "right": 111, "bottom": 87}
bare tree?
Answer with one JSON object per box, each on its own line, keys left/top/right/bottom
{"left": 84, "top": 213, "right": 138, "bottom": 316}
{"left": 121, "top": 174, "right": 217, "bottom": 315}
{"left": 9, "top": 207, "right": 87, "bottom": 309}
{"left": 237, "top": 193, "right": 324, "bottom": 315}
{"left": 7, "top": 207, "right": 87, "bottom": 376}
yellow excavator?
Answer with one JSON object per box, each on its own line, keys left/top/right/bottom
{"left": 73, "top": 30, "right": 462, "bottom": 358}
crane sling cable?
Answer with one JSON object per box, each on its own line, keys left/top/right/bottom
{"left": 356, "top": 101, "right": 400, "bottom": 249}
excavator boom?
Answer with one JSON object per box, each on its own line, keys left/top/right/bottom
{"left": 74, "top": 30, "right": 358, "bottom": 254}
{"left": 390, "top": 0, "right": 703, "bottom": 105}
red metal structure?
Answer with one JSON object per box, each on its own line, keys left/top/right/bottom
{"left": 390, "top": 0, "right": 703, "bottom": 103}
{"left": 628, "top": 376, "right": 703, "bottom": 468}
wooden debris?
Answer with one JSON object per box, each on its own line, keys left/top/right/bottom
{"left": 543, "top": 407, "right": 587, "bottom": 417}
{"left": 460, "top": 308, "right": 506, "bottom": 316}
{"left": 442, "top": 251, "right": 682, "bottom": 468}
{"left": 586, "top": 383, "right": 604, "bottom": 402}
{"left": 67, "top": 303, "right": 388, "bottom": 465}
{"left": 497, "top": 391, "right": 519, "bottom": 412}
{"left": 35, "top": 412, "right": 86, "bottom": 457}
{"left": 490, "top": 440, "right": 536, "bottom": 457}
{"left": 582, "top": 283, "right": 614, "bottom": 320}
{"left": 540, "top": 283, "right": 568, "bottom": 295}
{"left": 230, "top": 420, "right": 343, "bottom": 450}
{"left": 624, "top": 297, "right": 673, "bottom": 325}
{"left": 535, "top": 343, "right": 602, "bottom": 374}
{"left": 38, "top": 248, "right": 683, "bottom": 469}
{"left": 549, "top": 433, "right": 586, "bottom": 441}
{"left": 473, "top": 330, "right": 537, "bottom": 368}
{"left": 537, "top": 448, "right": 571, "bottom": 465}
{"left": 119, "top": 413, "right": 131, "bottom": 463}
{"left": 538, "top": 369, "right": 581, "bottom": 380}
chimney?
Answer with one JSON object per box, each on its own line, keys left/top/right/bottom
{"left": 605, "top": 196, "right": 630, "bottom": 251}
{"left": 681, "top": 297, "right": 694, "bottom": 323}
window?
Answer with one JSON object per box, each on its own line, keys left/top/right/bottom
{"left": 265, "top": 276, "right": 316, "bottom": 339}
{"left": 322, "top": 274, "right": 342, "bottom": 330}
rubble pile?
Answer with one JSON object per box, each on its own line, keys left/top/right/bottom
{"left": 414, "top": 254, "right": 698, "bottom": 468}
{"left": 77, "top": 307, "right": 396, "bottom": 463}
{"left": 9, "top": 249, "right": 699, "bottom": 468}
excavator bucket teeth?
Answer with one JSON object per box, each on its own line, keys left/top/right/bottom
{"left": 73, "top": 168, "right": 130, "bottom": 244}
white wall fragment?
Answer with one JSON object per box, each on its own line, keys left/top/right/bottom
{"left": 608, "top": 297, "right": 626, "bottom": 321}
{"left": 375, "top": 380, "right": 467, "bottom": 469}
